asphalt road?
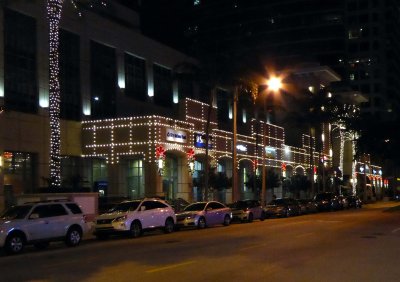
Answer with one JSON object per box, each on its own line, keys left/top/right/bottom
{"left": 1, "top": 201, "right": 400, "bottom": 282}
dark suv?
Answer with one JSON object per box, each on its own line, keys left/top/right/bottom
{"left": 314, "top": 192, "right": 341, "bottom": 211}
{"left": 0, "top": 200, "right": 87, "bottom": 255}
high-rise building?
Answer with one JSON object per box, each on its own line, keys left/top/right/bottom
{"left": 140, "top": 0, "right": 400, "bottom": 121}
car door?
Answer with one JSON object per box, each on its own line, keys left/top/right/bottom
{"left": 206, "top": 202, "right": 224, "bottom": 225}
{"left": 26, "top": 205, "right": 53, "bottom": 240}
{"left": 150, "top": 201, "right": 169, "bottom": 227}
{"left": 138, "top": 201, "right": 157, "bottom": 228}
{"left": 46, "top": 204, "right": 70, "bottom": 237}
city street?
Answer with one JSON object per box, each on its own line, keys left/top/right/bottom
{"left": 1, "top": 201, "right": 400, "bottom": 282}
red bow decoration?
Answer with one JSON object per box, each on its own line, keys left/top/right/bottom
{"left": 156, "top": 145, "right": 166, "bottom": 159}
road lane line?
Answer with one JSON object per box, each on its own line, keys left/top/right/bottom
{"left": 146, "top": 260, "right": 196, "bottom": 273}
{"left": 391, "top": 227, "right": 400, "bottom": 234}
{"left": 239, "top": 243, "right": 266, "bottom": 251}
{"left": 295, "top": 232, "right": 314, "bottom": 238}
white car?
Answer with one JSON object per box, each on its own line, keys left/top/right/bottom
{"left": 0, "top": 200, "right": 88, "bottom": 255}
{"left": 94, "top": 198, "right": 176, "bottom": 239}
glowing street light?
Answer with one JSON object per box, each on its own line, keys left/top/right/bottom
{"left": 261, "top": 76, "right": 282, "bottom": 206}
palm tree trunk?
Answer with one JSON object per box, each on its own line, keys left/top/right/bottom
{"left": 204, "top": 88, "right": 215, "bottom": 201}
{"left": 47, "top": 0, "right": 64, "bottom": 188}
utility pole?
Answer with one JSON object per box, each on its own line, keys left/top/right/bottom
{"left": 232, "top": 86, "right": 239, "bottom": 202}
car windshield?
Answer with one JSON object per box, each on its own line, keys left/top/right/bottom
{"left": 109, "top": 201, "right": 140, "bottom": 213}
{"left": 0, "top": 205, "right": 33, "bottom": 220}
{"left": 184, "top": 203, "right": 207, "bottom": 211}
{"left": 228, "top": 201, "right": 247, "bottom": 209}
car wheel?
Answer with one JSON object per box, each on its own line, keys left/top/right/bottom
{"left": 130, "top": 221, "right": 142, "bottom": 238}
{"left": 65, "top": 226, "right": 82, "bottom": 247}
{"left": 197, "top": 217, "right": 206, "bottom": 229}
{"left": 247, "top": 213, "right": 253, "bottom": 223}
{"left": 5, "top": 233, "right": 25, "bottom": 255}
{"left": 34, "top": 242, "right": 49, "bottom": 250}
{"left": 164, "top": 218, "right": 174, "bottom": 234}
{"left": 285, "top": 209, "right": 290, "bottom": 217}
{"left": 260, "top": 211, "right": 266, "bottom": 221}
{"left": 223, "top": 215, "right": 231, "bottom": 226}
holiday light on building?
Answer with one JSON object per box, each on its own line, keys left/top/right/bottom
{"left": 47, "top": 0, "right": 63, "bottom": 188}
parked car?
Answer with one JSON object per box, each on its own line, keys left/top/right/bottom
{"left": 346, "top": 195, "right": 363, "bottom": 208}
{"left": 314, "top": 192, "right": 341, "bottom": 211}
{"left": 297, "top": 199, "right": 318, "bottom": 214}
{"left": 264, "top": 198, "right": 301, "bottom": 218}
{"left": 175, "top": 201, "right": 231, "bottom": 229}
{"left": 168, "top": 198, "right": 190, "bottom": 213}
{"left": 338, "top": 195, "right": 350, "bottom": 209}
{"left": 227, "top": 200, "right": 266, "bottom": 223}
{"left": 94, "top": 198, "right": 176, "bottom": 239}
{"left": 0, "top": 200, "right": 88, "bottom": 255}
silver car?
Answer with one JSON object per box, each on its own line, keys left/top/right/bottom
{"left": 175, "top": 201, "right": 232, "bottom": 229}
{"left": 0, "top": 201, "right": 88, "bottom": 255}
{"left": 228, "top": 200, "right": 266, "bottom": 222}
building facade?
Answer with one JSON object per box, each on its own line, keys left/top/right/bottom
{"left": 0, "top": 1, "right": 385, "bottom": 209}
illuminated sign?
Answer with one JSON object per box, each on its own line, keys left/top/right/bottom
{"left": 265, "top": 146, "right": 277, "bottom": 159}
{"left": 194, "top": 133, "right": 212, "bottom": 148}
{"left": 166, "top": 128, "right": 187, "bottom": 143}
{"left": 236, "top": 144, "right": 247, "bottom": 152}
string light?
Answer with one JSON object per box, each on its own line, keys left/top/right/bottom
{"left": 47, "top": 0, "right": 64, "bottom": 188}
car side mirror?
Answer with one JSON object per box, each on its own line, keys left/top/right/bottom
{"left": 29, "top": 213, "right": 39, "bottom": 219}
{"left": 140, "top": 206, "right": 146, "bottom": 211}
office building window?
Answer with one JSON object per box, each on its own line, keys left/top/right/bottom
{"left": 90, "top": 41, "right": 117, "bottom": 119}
{"left": 125, "top": 53, "right": 147, "bottom": 101}
{"left": 4, "top": 9, "right": 37, "bottom": 113}
{"left": 60, "top": 29, "right": 81, "bottom": 120}
{"left": 153, "top": 64, "right": 172, "bottom": 107}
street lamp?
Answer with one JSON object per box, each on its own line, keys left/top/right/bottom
{"left": 260, "top": 76, "right": 282, "bottom": 206}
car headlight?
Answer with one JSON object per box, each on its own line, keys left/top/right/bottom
{"left": 113, "top": 215, "right": 127, "bottom": 222}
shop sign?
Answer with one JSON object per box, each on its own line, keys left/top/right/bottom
{"left": 265, "top": 146, "right": 277, "bottom": 159}
{"left": 166, "top": 128, "right": 187, "bottom": 143}
{"left": 194, "top": 133, "right": 212, "bottom": 148}
{"left": 236, "top": 144, "right": 247, "bottom": 152}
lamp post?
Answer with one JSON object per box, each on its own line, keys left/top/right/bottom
{"left": 261, "top": 76, "right": 282, "bottom": 206}
{"left": 232, "top": 86, "right": 239, "bottom": 202}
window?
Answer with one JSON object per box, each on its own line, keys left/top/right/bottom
{"left": 90, "top": 41, "right": 117, "bottom": 119}
{"left": 208, "top": 202, "right": 224, "bottom": 210}
{"left": 153, "top": 64, "right": 172, "bottom": 107}
{"left": 31, "top": 204, "right": 67, "bottom": 218}
{"left": 48, "top": 204, "right": 68, "bottom": 216}
{"left": 125, "top": 53, "right": 147, "bottom": 101}
{"left": 66, "top": 203, "right": 83, "bottom": 214}
{"left": 127, "top": 159, "right": 144, "bottom": 199}
{"left": 60, "top": 29, "right": 81, "bottom": 120}
{"left": 3, "top": 151, "right": 36, "bottom": 193}
{"left": 93, "top": 158, "right": 108, "bottom": 183}
{"left": 4, "top": 9, "right": 37, "bottom": 113}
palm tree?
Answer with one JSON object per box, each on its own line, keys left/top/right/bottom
{"left": 46, "top": 0, "right": 106, "bottom": 188}
{"left": 46, "top": 0, "right": 64, "bottom": 188}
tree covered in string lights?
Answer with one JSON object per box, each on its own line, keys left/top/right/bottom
{"left": 46, "top": 0, "right": 107, "bottom": 188}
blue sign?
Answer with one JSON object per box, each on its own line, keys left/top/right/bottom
{"left": 194, "top": 133, "right": 213, "bottom": 148}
